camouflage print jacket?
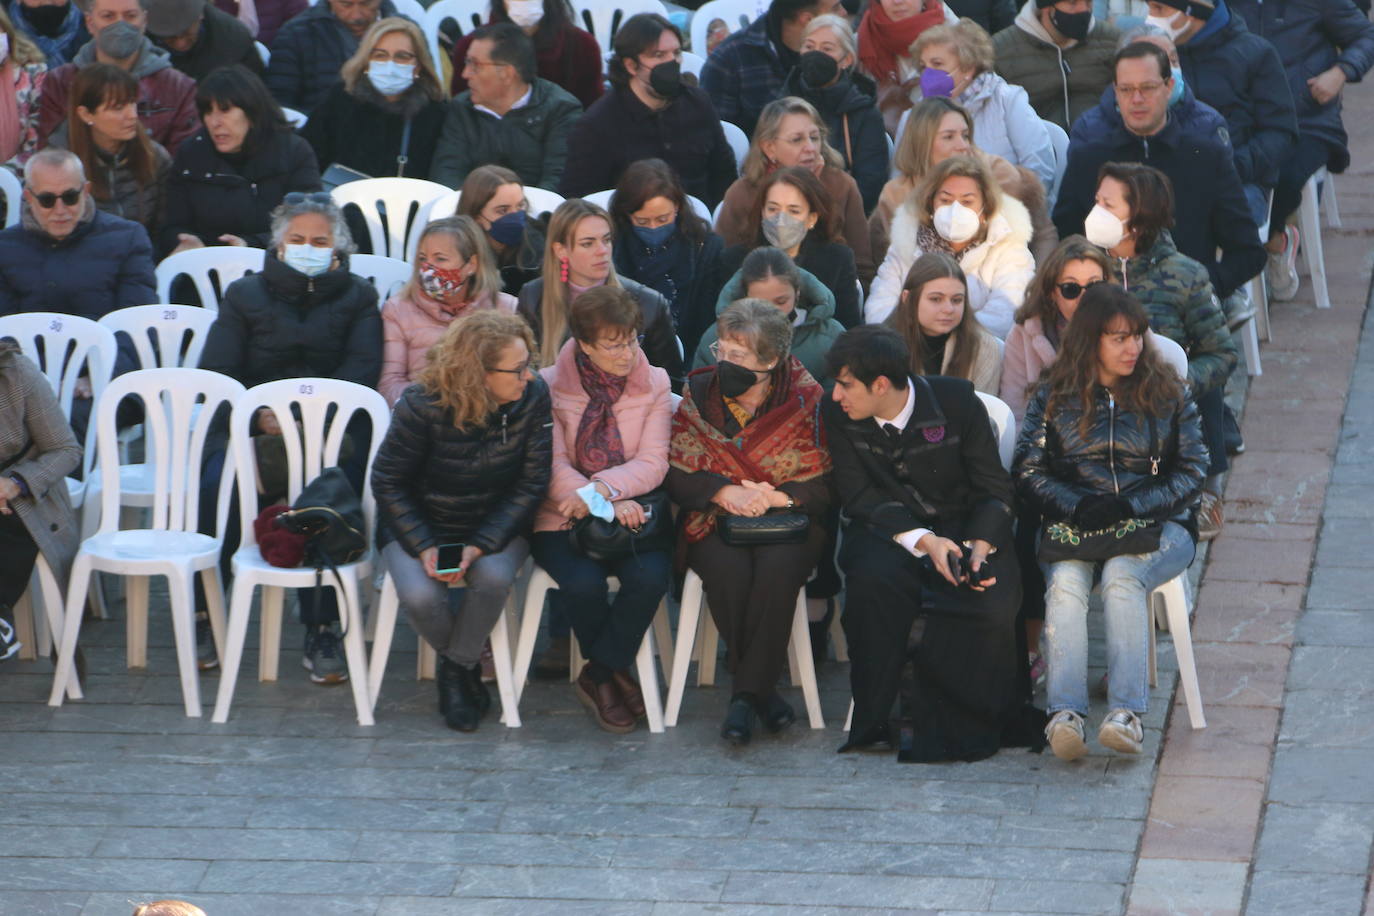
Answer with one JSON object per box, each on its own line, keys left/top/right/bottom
{"left": 1109, "top": 233, "right": 1239, "bottom": 395}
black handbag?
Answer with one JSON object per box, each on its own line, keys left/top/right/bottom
{"left": 718, "top": 509, "right": 810, "bottom": 546}
{"left": 275, "top": 467, "right": 367, "bottom": 569}
{"left": 569, "top": 489, "right": 674, "bottom": 563}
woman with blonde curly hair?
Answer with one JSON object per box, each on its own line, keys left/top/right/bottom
{"left": 371, "top": 309, "right": 553, "bottom": 732}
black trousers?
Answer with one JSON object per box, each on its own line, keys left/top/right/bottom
{"left": 840, "top": 526, "right": 1029, "bottom": 762}
{"left": 0, "top": 511, "right": 39, "bottom": 611}
{"left": 1195, "top": 384, "right": 1229, "bottom": 478}
{"left": 686, "top": 522, "right": 827, "bottom": 697}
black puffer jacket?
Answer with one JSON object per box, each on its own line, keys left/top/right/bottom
{"left": 1013, "top": 383, "right": 1209, "bottom": 536}
{"left": 199, "top": 251, "right": 382, "bottom": 389}
{"left": 371, "top": 377, "right": 553, "bottom": 556}
{"left": 778, "top": 67, "right": 889, "bottom": 214}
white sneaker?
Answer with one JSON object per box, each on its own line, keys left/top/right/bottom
{"left": 1266, "top": 225, "right": 1301, "bottom": 302}
{"left": 0, "top": 617, "right": 20, "bottom": 661}
{"left": 1046, "top": 710, "right": 1089, "bottom": 761}
{"left": 1098, "top": 708, "right": 1143, "bottom": 754}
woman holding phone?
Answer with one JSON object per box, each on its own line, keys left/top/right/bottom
{"left": 371, "top": 310, "right": 553, "bottom": 732}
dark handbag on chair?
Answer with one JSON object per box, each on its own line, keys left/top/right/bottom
{"left": 718, "top": 509, "right": 810, "bottom": 546}
{"left": 274, "top": 467, "right": 367, "bottom": 569}
{"left": 569, "top": 489, "right": 674, "bottom": 562}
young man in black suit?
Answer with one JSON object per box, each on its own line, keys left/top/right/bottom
{"left": 822, "top": 325, "right": 1042, "bottom": 762}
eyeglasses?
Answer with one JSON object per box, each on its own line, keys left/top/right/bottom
{"left": 369, "top": 49, "right": 417, "bottom": 63}
{"left": 283, "top": 191, "right": 333, "bottom": 205}
{"left": 28, "top": 188, "right": 82, "bottom": 209}
{"left": 1115, "top": 82, "right": 1166, "bottom": 99}
{"left": 488, "top": 358, "right": 537, "bottom": 376}
{"left": 707, "top": 341, "right": 761, "bottom": 365}
{"left": 594, "top": 335, "right": 644, "bottom": 356}
{"left": 1057, "top": 279, "right": 1104, "bottom": 300}
{"left": 463, "top": 57, "right": 509, "bottom": 71}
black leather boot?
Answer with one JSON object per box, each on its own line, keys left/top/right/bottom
{"left": 437, "top": 656, "right": 484, "bottom": 732}
{"left": 721, "top": 692, "right": 757, "bottom": 746}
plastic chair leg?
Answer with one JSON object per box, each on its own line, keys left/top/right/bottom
{"left": 48, "top": 557, "right": 94, "bottom": 707}
{"left": 368, "top": 574, "right": 398, "bottom": 710}
{"left": 636, "top": 624, "right": 665, "bottom": 733}
{"left": 652, "top": 604, "right": 675, "bottom": 685}
{"left": 417, "top": 639, "right": 436, "bottom": 680}
{"left": 258, "top": 585, "right": 283, "bottom": 681}
{"left": 786, "top": 594, "right": 824, "bottom": 729}
{"left": 1159, "top": 576, "right": 1206, "bottom": 729}
{"left": 211, "top": 580, "right": 257, "bottom": 723}
{"left": 1322, "top": 171, "right": 1342, "bottom": 228}
{"left": 1300, "top": 175, "right": 1331, "bottom": 309}
{"left": 828, "top": 605, "right": 848, "bottom": 663}
{"left": 665, "top": 571, "right": 705, "bottom": 727}
{"left": 1250, "top": 273, "right": 1272, "bottom": 342}
{"left": 512, "top": 569, "right": 554, "bottom": 705}
{"left": 696, "top": 603, "right": 719, "bottom": 686}
{"left": 13, "top": 589, "right": 36, "bottom": 661}
{"left": 337, "top": 575, "right": 375, "bottom": 727}
{"left": 166, "top": 571, "right": 203, "bottom": 717}
{"left": 202, "top": 568, "right": 228, "bottom": 665}
{"left": 489, "top": 608, "right": 520, "bottom": 728}
{"left": 1240, "top": 314, "right": 1263, "bottom": 377}
{"left": 125, "top": 575, "right": 150, "bottom": 668}
{"left": 34, "top": 557, "right": 80, "bottom": 700}
{"left": 844, "top": 698, "right": 853, "bottom": 732}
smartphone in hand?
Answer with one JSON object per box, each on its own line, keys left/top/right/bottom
{"left": 436, "top": 543, "right": 466, "bottom": 575}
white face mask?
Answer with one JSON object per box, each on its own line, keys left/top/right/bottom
{"left": 932, "top": 201, "right": 981, "bottom": 243}
{"left": 1145, "top": 12, "right": 1188, "bottom": 40}
{"left": 506, "top": 0, "right": 544, "bottom": 28}
{"left": 282, "top": 243, "right": 333, "bottom": 276}
{"left": 1084, "top": 204, "right": 1127, "bottom": 249}
{"left": 367, "top": 60, "right": 416, "bottom": 95}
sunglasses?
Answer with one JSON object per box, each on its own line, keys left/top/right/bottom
{"left": 28, "top": 188, "right": 83, "bottom": 209}
{"left": 283, "top": 191, "right": 334, "bottom": 205}
{"left": 1056, "top": 279, "right": 1104, "bottom": 300}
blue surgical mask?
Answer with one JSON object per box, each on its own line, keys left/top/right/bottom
{"left": 631, "top": 220, "right": 675, "bottom": 247}
{"left": 368, "top": 60, "right": 416, "bottom": 95}
{"left": 281, "top": 243, "right": 333, "bottom": 276}
{"left": 488, "top": 209, "right": 526, "bottom": 247}
{"left": 1168, "top": 66, "right": 1185, "bottom": 106}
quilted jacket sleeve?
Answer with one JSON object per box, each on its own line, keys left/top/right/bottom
{"left": 469, "top": 380, "right": 554, "bottom": 553}
{"left": 1013, "top": 383, "right": 1096, "bottom": 522}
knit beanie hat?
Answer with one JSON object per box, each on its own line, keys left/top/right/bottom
{"left": 1148, "top": 0, "right": 1215, "bottom": 19}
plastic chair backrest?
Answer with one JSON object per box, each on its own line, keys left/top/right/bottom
{"left": 422, "top": 0, "right": 490, "bottom": 75}
{"left": 681, "top": 50, "right": 706, "bottom": 78}
{"left": 389, "top": 0, "right": 427, "bottom": 23}
{"left": 720, "top": 120, "right": 748, "bottom": 171}
{"left": 0, "top": 312, "right": 118, "bottom": 418}
{"left": 254, "top": 41, "right": 269, "bottom": 66}
{"left": 1150, "top": 330, "right": 1189, "bottom": 380}
{"left": 350, "top": 253, "right": 414, "bottom": 301}
{"left": 281, "top": 106, "right": 308, "bottom": 128}
{"left": 975, "top": 390, "right": 1016, "bottom": 472}
{"left": 0, "top": 168, "right": 20, "bottom": 228}
{"left": 1043, "top": 118, "right": 1069, "bottom": 206}
{"left": 689, "top": 0, "right": 754, "bottom": 54}
{"left": 155, "top": 246, "right": 266, "bottom": 312}
{"left": 523, "top": 186, "right": 566, "bottom": 218}
{"left": 330, "top": 177, "right": 452, "bottom": 259}
{"left": 98, "top": 305, "right": 216, "bottom": 370}
{"left": 230, "top": 378, "right": 391, "bottom": 551}
{"left": 93, "top": 368, "right": 244, "bottom": 535}
{"left": 575, "top": 0, "right": 669, "bottom": 58}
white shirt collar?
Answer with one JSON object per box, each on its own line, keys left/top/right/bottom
{"left": 474, "top": 85, "right": 532, "bottom": 119}
{"left": 874, "top": 378, "right": 917, "bottom": 432}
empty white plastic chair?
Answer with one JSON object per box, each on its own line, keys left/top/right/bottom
{"left": 155, "top": 246, "right": 266, "bottom": 312}
{"left": 350, "top": 253, "right": 413, "bottom": 300}
{"left": 331, "top": 177, "right": 452, "bottom": 260}
{"left": 0, "top": 167, "right": 20, "bottom": 227}
{"left": 688, "top": 0, "right": 754, "bottom": 53}
{"left": 422, "top": 0, "right": 490, "bottom": 76}
{"left": 212, "top": 378, "right": 391, "bottom": 725}
{"left": 48, "top": 368, "right": 244, "bottom": 716}
{"left": 574, "top": 0, "right": 669, "bottom": 58}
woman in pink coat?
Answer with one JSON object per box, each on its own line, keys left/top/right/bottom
{"left": 379, "top": 216, "right": 517, "bottom": 406}
{"left": 529, "top": 286, "right": 673, "bottom": 734}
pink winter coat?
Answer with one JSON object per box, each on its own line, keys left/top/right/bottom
{"left": 379, "top": 286, "right": 517, "bottom": 406}
{"left": 999, "top": 315, "right": 1059, "bottom": 426}
{"left": 533, "top": 338, "right": 673, "bottom": 534}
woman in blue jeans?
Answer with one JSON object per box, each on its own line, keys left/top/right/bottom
{"left": 1014, "top": 284, "right": 1208, "bottom": 760}
{"left": 528, "top": 286, "right": 674, "bottom": 733}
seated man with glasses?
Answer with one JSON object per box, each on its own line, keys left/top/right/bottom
{"left": 430, "top": 22, "right": 583, "bottom": 191}
{"left": 0, "top": 148, "right": 156, "bottom": 437}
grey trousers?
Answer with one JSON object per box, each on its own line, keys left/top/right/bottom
{"left": 383, "top": 538, "right": 529, "bottom": 666}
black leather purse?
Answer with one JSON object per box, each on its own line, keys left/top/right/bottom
{"left": 718, "top": 509, "right": 810, "bottom": 546}
{"left": 569, "top": 489, "right": 674, "bottom": 563}
{"left": 275, "top": 467, "right": 367, "bottom": 568}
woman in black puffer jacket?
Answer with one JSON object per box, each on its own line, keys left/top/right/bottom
{"left": 1014, "top": 284, "right": 1207, "bottom": 764}
{"left": 371, "top": 310, "right": 553, "bottom": 733}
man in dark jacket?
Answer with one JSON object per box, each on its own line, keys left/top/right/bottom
{"left": 993, "top": 0, "right": 1120, "bottom": 129}
{"left": 560, "top": 14, "right": 736, "bottom": 208}
{"left": 1230, "top": 0, "right": 1374, "bottom": 300}
{"left": 1055, "top": 41, "right": 1265, "bottom": 299}
{"left": 37, "top": 0, "right": 200, "bottom": 154}
{"left": 822, "top": 325, "right": 1039, "bottom": 762}
{"left": 265, "top": 0, "right": 404, "bottom": 115}
{"left": 430, "top": 23, "right": 582, "bottom": 191}
{"left": 0, "top": 150, "right": 157, "bottom": 435}
{"left": 701, "top": 0, "right": 844, "bottom": 136}
{"left": 147, "top": 0, "right": 264, "bottom": 82}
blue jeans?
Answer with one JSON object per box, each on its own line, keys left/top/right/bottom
{"left": 1044, "top": 521, "right": 1195, "bottom": 716}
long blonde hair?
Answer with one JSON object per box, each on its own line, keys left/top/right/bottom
{"left": 537, "top": 199, "right": 622, "bottom": 367}
{"left": 418, "top": 310, "right": 536, "bottom": 430}
{"left": 407, "top": 216, "right": 502, "bottom": 304}
{"left": 341, "top": 17, "right": 445, "bottom": 102}
{"left": 741, "top": 96, "right": 845, "bottom": 184}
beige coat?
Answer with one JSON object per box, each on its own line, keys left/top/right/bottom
{"left": 933, "top": 326, "right": 1003, "bottom": 396}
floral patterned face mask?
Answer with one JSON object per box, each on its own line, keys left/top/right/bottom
{"left": 419, "top": 263, "right": 468, "bottom": 299}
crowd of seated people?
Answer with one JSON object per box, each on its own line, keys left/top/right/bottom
{"left": 2, "top": 0, "right": 1370, "bottom": 763}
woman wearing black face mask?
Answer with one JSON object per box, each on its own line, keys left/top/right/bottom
{"left": 609, "top": 158, "right": 726, "bottom": 359}
{"left": 780, "top": 14, "right": 889, "bottom": 214}
{"left": 560, "top": 12, "right": 738, "bottom": 208}
{"left": 456, "top": 165, "right": 550, "bottom": 297}
{"left": 666, "top": 299, "right": 832, "bottom": 747}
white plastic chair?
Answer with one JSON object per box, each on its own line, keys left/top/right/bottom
{"left": 390, "top": 0, "right": 427, "bottom": 23}
{"left": 422, "top": 0, "right": 490, "bottom": 77}
{"left": 254, "top": 40, "right": 269, "bottom": 66}
{"left": 331, "top": 177, "right": 452, "bottom": 260}
{"left": 975, "top": 391, "right": 1015, "bottom": 471}
{"left": 720, "top": 120, "right": 748, "bottom": 171}
{"left": 349, "top": 253, "right": 413, "bottom": 300}
{"left": 1149, "top": 330, "right": 1188, "bottom": 380}
{"left": 688, "top": 0, "right": 754, "bottom": 53}
{"left": 155, "top": 246, "right": 266, "bottom": 312}
{"left": 0, "top": 167, "right": 20, "bottom": 227}
{"left": 48, "top": 369, "right": 243, "bottom": 716}
{"left": 1298, "top": 168, "right": 1331, "bottom": 310}
{"left": 281, "top": 106, "right": 308, "bottom": 129}
{"left": 11, "top": 555, "right": 79, "bottom": 700}
{"left": 574, "top": 0, "right": 669, "bottom": 59}
{"left": 1321, "top": 169, "right": 1341, "bottom": 228}
{"left": 1147, "top": 574, "right": 1205, "bottom": 728}
{"left": 581, "top": 188, "right": 712, "bottom": 224}
{"left": 523, "top": 186, "right": 566, "bottom": 217}
{"left": 681, "top": 49, "right": 705, "bottom": 78}
{"left": 211, "top": 378, "right": 391, "bottom": 726}
{"left": 1042, "top": 119, "right": 1069, "bottom": 210}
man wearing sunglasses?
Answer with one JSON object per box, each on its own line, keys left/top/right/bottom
{"left": 0, "top": 149, "right": 156, "bottom": 423}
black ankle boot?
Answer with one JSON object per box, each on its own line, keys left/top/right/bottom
{"left": 721, "top": 693, "right": 756, "bottom": 746}
{"left": 437, "top": 657, "right": 483, "bottom": 732}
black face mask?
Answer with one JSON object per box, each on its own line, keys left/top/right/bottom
{"left": 24, "top": 2, "right": 71, "bottom": 36}
{"left": 718, "top": 360, "right": 768, "bottom": 399}
{"left": 647, "top": 59, "right": 682, "bottom": 99}
{"left": 798, "top": 50, "right": 839, "bottom": 88}
{"left": 1050, "top": 8, "right": 1092, "bottom": 41}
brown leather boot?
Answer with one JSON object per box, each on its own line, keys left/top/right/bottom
{"left": 611, "top": 669, "right": 646, "bottom": 719}
{"left": 575, "top": 664, "right": 636, "bottom": 733}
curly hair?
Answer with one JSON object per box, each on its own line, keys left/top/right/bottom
{"left": 418, "top": 310, "right": 536, "bottom": 430}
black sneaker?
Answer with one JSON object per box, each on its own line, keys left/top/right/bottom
{"left": 302, "top": 626, "right": 349, "bottom": 685}
{"left": 196, "top": 615, "right": 219, "bottom": 671}
{"left": 0, "top": 615, "right": 21, "bottom": 662}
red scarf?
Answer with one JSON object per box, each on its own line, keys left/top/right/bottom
{"left": 669, "top": 358, "right": 831, "bottom": 544}
{"left": 573, "top": 348, "right": 627, "bottom": 476}
{"left": 857, "top": 0, "right": 947, "bottom": 85}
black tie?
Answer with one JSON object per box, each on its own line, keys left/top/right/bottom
{"left": 884, "top": 423, "right": 903, "bottom": 447}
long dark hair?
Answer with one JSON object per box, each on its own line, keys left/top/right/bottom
{"left": 67, "top": 64, "right": 159, "bottom": 203}
{"left": 748, "top": 166, "right": 840, "bottom": 248}
{"left": 886, "top": 251, "right": 986, "bottom": 382}
{"left": 609, "top": 157, "right": 708, "bottom": 245}
{"left": 1041, "top": 283, "right": 1182, "bottom": 437}
{"left": 195, "top": 65, "right": 291, "bottom": 155}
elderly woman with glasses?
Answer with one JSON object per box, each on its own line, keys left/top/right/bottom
{"left": 527, "top": 286, "right": 673, "bottom": 733}
{"left": 667, "top": 299, "right": 832, "bottom": 747}
{"left": 372, "top": 309, "right": 552, "bottom": 733}
{"left": 197, "top": 192, "right": 382, "bottom": 684}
